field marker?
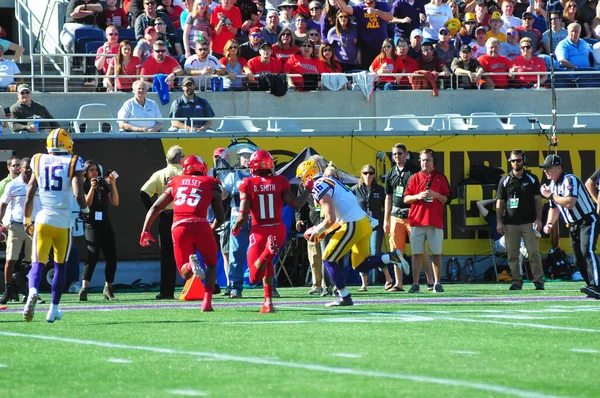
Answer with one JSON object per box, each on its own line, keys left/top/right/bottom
{"left": 167, "top": 389, "right": 208, "bottom": 396}
{"left": 449, "top": 351, "right": 480, "bottom": 355}
{"left": 0, "top": 330, "right": 569, "bottom": 398}
{"left": 331, "top": 353, "right": 363, "bottom": 358}
{"left": 106, "top": 358, "right": 133, "bottom": 364}
{"left": 570, "top": 348, "right": 600, "bottom": 354}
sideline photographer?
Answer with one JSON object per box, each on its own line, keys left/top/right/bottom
{"left": 79, "top": 160, "right": 120, "bottom": 301}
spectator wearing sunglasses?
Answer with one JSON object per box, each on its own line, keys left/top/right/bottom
{"left": 217, "top": 39, "right": 248, "bottom": 90}
{"left": 500, "top": 26, "right": 521, "bottom": 59}
{"left": 9, "top": 84, "right": 60, "bottom": 133}
{"left": 140, "top": 40, "right": 184, "bottom": 86}
{"left": 540, "top": 11, "right": 567, "bottom": 56}
{"left": 510, "top": 37, "right": 547, "bottom": 88}
{"left": 327, "top": 10, "right": 360, "bottom": 71}
{"left": 516, "top": 11, "right": 542, "bottom": 53}
{"left": 0, "top": 156, "right": 20, "bottom": 198}
{"left": 454, "top": 12, "right": 478, "bottom": 48}
{"left": 277, "top": 0, "right": 298, "bottom": 29}
{"left": 272, "top": 27, "right": 299, "bottom": 66}
{"left": 434, "top": 27, "right": 458, "bottom": 68}
{"left": 240, "top": 27, "right": 265, "bottom": 59}
{"left": 95, "top": 25, "right": 121, "bottom": 75}
{"left": 134, "top": 0, "right": 175, "bottom": 40}
{"left": 182, "top": 0, "right": 212, "bottom": 58}
{"left": 155, "top": 16, "right": 184, "bottom": 59}
{"left": 308, "top": 1, "right": 323, "bottom": 31}
{"left": 284, "top": 38, "right": 324, "bottom": 90}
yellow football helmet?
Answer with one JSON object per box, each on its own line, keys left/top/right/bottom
{"left": 296, "top": 160, "right": 322, "bottom": 185}
{"left": 46, "top": 128, "right": 73, "bottom": 154}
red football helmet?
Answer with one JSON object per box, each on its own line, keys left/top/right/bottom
{"left": 183, "top": 155, "right": 207, "bottom": 176}
{"left": 249, "top": 149, "right": 274, "bottom": 174}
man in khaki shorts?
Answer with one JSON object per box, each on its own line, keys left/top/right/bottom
{"left": 0, "top": 157, "right": 41, "bottom": 304}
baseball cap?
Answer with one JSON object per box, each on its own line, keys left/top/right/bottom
{"left": 309, "top": 1, "right": 323, "bottom": 9}
{"left": 491, "top": 11, "right": 502, "bottom": 20}
{"left": 181, "top": 76, "right": 195, "bottom": 86}
{"left": 145, "top": 26, "right": 157, "bottom": 35}
{"left": 250, "top": 26, "right": 262, "bottom": 35}
{"left": 539, "top": 154, "right": 563, "bottom": 169}
{"left": 439, "top": 27, "right": 449, "bottom": 34}
{"left": 465, "top": 12, "right": 476, "bottom": 22}
{"left": 410, "top": 29, "right": 422, "bottom": 39}
{"left": 460, "top": 45, "right": 472, "bottom": 53}
{"left": 522, "top": 11, "right": 534, "bottom": 18}
{"left": 213, "top": 147, "right": 226, "bottom": 157}
{"left": 17, "top": 83, "right": 31, "bottom": 93}
{"left": 259, "top": 42, "right": 272, "bottom": 50}
{"left": 475, "top": 26, "right": 487, "bottom": 34}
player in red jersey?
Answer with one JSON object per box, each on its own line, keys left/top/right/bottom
{"left": 232, "top": 150, "right": 312, "bottom": 313}
{"left": 140, "top": 155, "right": 225, "bottom": 312}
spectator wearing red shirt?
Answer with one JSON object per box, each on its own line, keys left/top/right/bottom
{"left": 478, "top": 37, "right": 512, "bottom": 88}
{"left": 403, "top": 149, "right": 451, "bottom": 294}
{"left": 395, "top": 38, "right": 419, "bottom": 89}
{"left": 245, "top": 43, "right": 283, "bottom": 77}
{"left": 272, "top": 27, "right": 299, "bottom": 67}
{"left": 140, "top": 40, "right": 184, "bottom": 86}
{"left": 104, "top": 40, "right": 142, "bottom": 92}
{"left": 370, "top": 38, "right": 406, "bottom": 90}
{"left": 510, "top": 37, "right": 547, "bottom": 88}
{"left": 158, "top": 0, "right": 184, "bottom": 30}
{"left": 516, "top": 11, "right": 542, "bottom": 53}
{"left": 284, "top": 39, "right": 324, "bottom": 91}
{"left": 318, "top": 42, "right": 342, "bottom": 72}
{"left": 95, "top": 25, "right": 121, "bottom": 75}
{"left": 102, "top": 0, "right": 128, "bottom": 28}
{"left": 210, "top": 0, "right": 243, "bottom": 57}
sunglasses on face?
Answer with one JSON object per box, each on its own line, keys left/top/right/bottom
{"left": 509, "top": 158, "right": 524, "bottom": 163}
{"left": 465, "top": 21, "right": 476, "bottom": 24}
{"left": 301, "top": 44, "right": 312, "bottom": 48}
{"left": 522, "top": 17, "right": 533, "bottom": 20}
{"left": 9, "top": 164, "right": 19, "bottom": 167}
{"left": 281, "top": 33, "right": 292, "bottom": 37}
{"left": 383, "top": 45, "right": 392, "bottom": 49}
{"left": 251, "top": 33, "right": 262, "bottom": 37}
{"left": 154, "top": 49, "right": 166, "bottom": 53}
{"left": 323, "top": 47, "right": 332, "bottom": 52}
{"left": 339, "top": 15, "right": 349, "bottom": 19}
{"left": 439, "top": 31, "right": 449, "bottom": 35}
{"left": 362, "top": 171, "right": 375, "bottom": 175}
{"left": 229, "top": 46, "right": 239, "bottom": 49}
{"left": 198, "top": 47, "right": 209, "bottom": 51}
{"left": 145, "top": 1, "right": 156, "bottom": 5}
{"left": 521, "top": 45, "right": 531, "bottom": 49}
{"left": 156, "top": 22, "right": 166, "bottom": 26}
{"left": 507, "top": 31, "right": 518, "bottom": 36}
{"left": 310, "top": 7, "right": 321, "bottom": 10}
{"left": 20, "top": 91, "right": 30, "bottom": 95}
{"left": 568, "top": 4, "right": 577, "bottom": 7}
{"left": 392, "top": 152, "right": 404, "bottom": 156}
{"left": 309, "top": 32, "right": 319, "bottom": 36}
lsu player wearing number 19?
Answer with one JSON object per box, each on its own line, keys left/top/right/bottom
{"left": 23, "top": 129, "right": 90, "bottom": 323}
{"left": 231, "top": 150, "right": 312, "bottom": 313}
{"left": 296, "top": 160, "right": 409, "bottom": 307}
{"left": 140, "top": 155, "right": 225, "bottom": 312}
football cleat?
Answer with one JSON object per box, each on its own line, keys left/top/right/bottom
{"left": 325, "top": 294, "right": 353, "bottom": 307}
{"left": 189, "top": 254, "right": 205, "bottom": 280}
{"left": 201, "top": 302, "right": 214, "bottom": 312}
{"left": 259, "top": 303, "right": 275, "bottom": 313}
{"left": 23, "top": 294, "right": 39, "bottom": 322}
{"left": 389, "top": 249, "right": 410, "bottom": 275}
{"left": 46, "top": 308, "right": 63, "bottom": 323}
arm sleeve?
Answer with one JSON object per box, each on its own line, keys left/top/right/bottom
{"left": 140, "top": 191, "right": 153, "bottom": 211}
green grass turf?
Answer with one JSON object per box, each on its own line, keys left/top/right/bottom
{"left": 1, "top": 282, "right": 599, "bottom": 398}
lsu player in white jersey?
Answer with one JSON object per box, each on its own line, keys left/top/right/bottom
{"left": 296, "top": 160, "right": 409, "bottom": 307}
{"left": 23, "top": 129, "right": 89, "bottom": 323}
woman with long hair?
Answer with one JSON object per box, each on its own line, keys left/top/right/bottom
{"left": 182, "top": 0, "right": 212, "bottom": 58}
{"left": 158, "top": 0, "right": 184, "bottom": 29}
{"left": 104, "top": 40, "right": 141, "bottom": 92}
{"left": 454, "top": 13, "right": 477, "bottom": 48}
{"left": 351, "top": 164, "right": 393, "bottom": 292}
{"left": 327, "top": 11, "right": 359, "bottom": 71}
{"left": 217, "top": 39, "right": 247, "bottom": 90}
{"left": 272, "top": 27, "right": 299, "bottom": 67}
{"left": 318, "top": 42, "right": 341, "bottom": 72}
{"left": 307, "top": 28, "right": 322, "bottom": 56}
{"left": 369, "top": 38, "right": 405, "bottom": 90}
{"left": 284, "top": 38, "right": 323, "bottom": 90}
{"left": 79, "top": 160, "right": 120, "bottom": 301}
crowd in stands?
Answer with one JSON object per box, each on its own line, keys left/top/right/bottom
{"left": 1, "top": 0, "right": 600, "bottom": 94}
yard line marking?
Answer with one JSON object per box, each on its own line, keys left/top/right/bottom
{"left": 570, "top": 349, "right": 600, "bottom": 354}
{"left": 441, "top": 318, "right": 600, "bottom": 333}
{"left": 0, "top": 330, "right": 568, "bottom": 398}
{"left": 331, "top": 353, "right": 363, "bottom": 358}
{"left": 106, "top": 358, "right": 133, "bottom": 364}
{"left": 167, "top": 389, "right": 208, "bottom": 396}
{"left": 449, "top": 351, "right": 480, "bottom": 355}
{"left": 0, "top": 363, "right": 7, "bottom": 368}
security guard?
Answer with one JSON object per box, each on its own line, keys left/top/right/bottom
{"left": 140, "top": 145, "right": 184, "bottom": 299}
{"left": 496, "top": 149, "right": 544, "bottom": 291}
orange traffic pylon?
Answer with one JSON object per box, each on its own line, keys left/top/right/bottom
{"left": 179, "top": 277, "right": 205, "bottom": 301}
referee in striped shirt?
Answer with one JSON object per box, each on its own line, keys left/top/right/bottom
{"left": 539, "top": 154, "right": 600, "bottom": 299}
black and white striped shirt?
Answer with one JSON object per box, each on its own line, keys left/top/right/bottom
{"left": 549, "top": 172, "right": 596, "bottom": 224}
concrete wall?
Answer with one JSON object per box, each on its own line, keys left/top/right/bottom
{"left": 1, "top": 88, "right": 596, "bottom": 132}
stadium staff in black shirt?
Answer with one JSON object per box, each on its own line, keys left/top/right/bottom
{"left": 540, "top": 154, "right": 600, "bottom": 299}
{"left": 383, "top": 143, "right": 433, "bottom": 292}
{"left": 584, "top": 166, "right": 600, "bottom": 215}
{"left": 496, "top": 149, "right": 544, "bottom": 291}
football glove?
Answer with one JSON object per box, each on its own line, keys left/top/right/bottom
{"left": 140, "top": 230, "right": 156, "bottom": 247}
{"left": 24, "top": 223, "right": 35, "bottom": 239}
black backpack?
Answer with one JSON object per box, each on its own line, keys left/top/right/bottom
{"left": 545, "top": 247, "right": 574, "bottom": 280}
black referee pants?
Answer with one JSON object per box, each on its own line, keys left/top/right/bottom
{"left": 569, "top": 215, "right": 600, "bottom": 287}
{"left": 159, "top": 211, "right": 177, "bottom": 296}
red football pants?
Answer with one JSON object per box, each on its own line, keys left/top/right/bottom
{"left": 171, "top": 221, "right": 218, "bottom": 275}
{"left": 247, "top": 224, "right": 287, "bottom": 284}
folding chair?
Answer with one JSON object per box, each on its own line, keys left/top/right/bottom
{"left": 73, "top": 103, "right": 119, "bottom": 133}
{"left": 215, "top": 116, "right": 262, "bottom": 132}
{"left": 384, "top": 114, "right": 432, "bottom": 132}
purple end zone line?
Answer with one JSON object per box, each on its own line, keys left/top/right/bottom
{"left": 0, "top": 295, "right": 587, "bottom": 313}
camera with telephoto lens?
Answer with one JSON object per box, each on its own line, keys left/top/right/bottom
{"left": 219, "top": 15, "right": 231, "bottom": 26}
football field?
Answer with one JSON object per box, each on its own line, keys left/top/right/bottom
{"left": 1, "top": 282, "right": 599, "bottom": 398}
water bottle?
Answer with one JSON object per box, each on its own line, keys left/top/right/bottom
{"left": 211, "top": 77, "right": 223, "bottom": 92}
{"left": 0, "top": 121, "right": 3, "bottom": 135}
{"left": 533, "top": 223, "right": 542, "bottom": 238}
{"left": 440, "top": 78, "right": 445, "bottom": 90}
{"left": 33, "top": 116, "right": 40, "bottom": 132}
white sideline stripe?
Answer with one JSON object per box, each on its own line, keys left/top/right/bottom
{"left": 0, "top": 363, "right": 7, "bottom": 368}
{"left": 331, "top": 353, "right": 363, "bottom": 358}
{"left": 449, "top": 351, "right": 480, "bottom": 355}
{"left": 441, "top": 318, "right": 600, "bottom": 333}
{"left": 570, "top": 348, "right": 600, "bottom": 354}
{"left": 167, "top": 389, "right": 208, "bottom": 396}
{"left": 0, "top": 330, "right": 567, "bottom": 398}
{"left": 106, "top": 358, "right": 133, "bottom": 364}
